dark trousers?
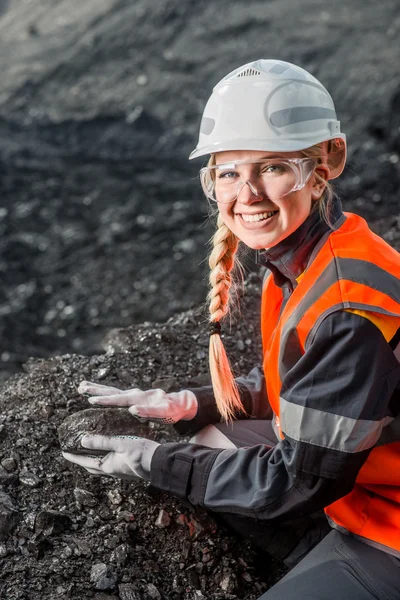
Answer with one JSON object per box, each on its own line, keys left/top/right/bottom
{"left": 213, "top": 420, "right": 400, "bottom": 600}
{"left": 259, "top": 530, "right": 400, "bottom": 600}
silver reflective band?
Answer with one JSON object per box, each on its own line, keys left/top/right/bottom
{"left": 270, "top": 107, "right": 337, "bottom": 128}
{"left": 200, "top": 157, "right": 315, "bottom": 204}
{"left": 279, "top": 396, "right": 394, "bottom": 453}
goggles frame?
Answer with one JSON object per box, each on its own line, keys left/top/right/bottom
{"left": 200, "top": 157, "right": 316, "bottom": 203}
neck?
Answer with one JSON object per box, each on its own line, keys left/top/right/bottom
{"left": 257, "top": 198, "right": 344, "bottom": 288}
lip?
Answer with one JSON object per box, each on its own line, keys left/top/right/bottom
{"left": 236, "top": 211, "right": 279, "bottom": 229}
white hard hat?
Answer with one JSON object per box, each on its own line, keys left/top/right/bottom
{"left": 189, "top": 59, "right": 346, "bottom": 178}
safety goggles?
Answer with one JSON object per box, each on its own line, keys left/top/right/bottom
{"left": 199, "top": 157, "right": 316, "bottom": 203}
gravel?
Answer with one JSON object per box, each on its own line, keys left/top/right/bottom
{"left": 0, "top": 276, "right": 288, "bottom": 599}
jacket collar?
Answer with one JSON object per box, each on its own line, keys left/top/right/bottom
{"left": 257, "top": 197, "right": 344, "bottom": 288}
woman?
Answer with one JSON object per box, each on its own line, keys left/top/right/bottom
{"left": 63, "top": 60, "right": 400, "bottom": 599}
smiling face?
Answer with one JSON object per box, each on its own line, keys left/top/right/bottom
{"left": 214, "top": 149, "right": 326, "bottom": 250}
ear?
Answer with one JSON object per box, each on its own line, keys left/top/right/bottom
{"left": 327, "top": 138, "right": 346, "bottom": 179}
{"left": 311, "top": 164, "right": 330, "bottom": 200}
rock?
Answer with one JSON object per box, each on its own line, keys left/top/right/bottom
{"left": 96, "top": 366, "right": 112, "bottom": 380}
{"left": 107, "top": 489, "right": 123, "bottom": 505}
{"left": 60, "top": 545, "right": 73, "bottom": 559}
{"left": 185, "top": 514, "right": 213, "bottom": 539}
{"left": 56, "top": 586, "right": 66, "bottom": 595}
{"left": 146, "top": 583, "right": 161, "bottom": 599}
{"left": 111, "top": 544, "right": 129, "bottom": 567}
{"left": 116, "top": 511, "right": 135, "bottom": 523}
{"left": 19, "top": 471, "right": 41, "bottom": 488}
{"left": 58, "top": 408, "right": 154, "bottom": 455}
{"left": 104, "top": 535, "right": 119, "bottom": 549}
{"left": 0, "top": 465, "right": 18, "bottom": 486}
{"left": 155, "top": 509, "right": 170, "bottom": 528}
{"left": 98, "top": 506, "right": 112, "bottom": 520}
{"left": 90, "top": 563, "right": 117, "bottom": 591}
{"left": 236, "top": 339, "right": 245, "bottom": 351}
{"left": 219, "top": 572, "right": 237, "bottom": 593}
{"left": 201, "top": 547, "right": 211, "bottom": 563}
{"left": 0, "top": 491, "right": 20, "bottom": 541}
{"left": 186, "top": 565, "right": 201, "bottom": 589}
{"left": 0, "top": 458, "right": 16, "bottom": 472}
{"left": 40, "top": 404, "right": 55, "bottom": 419}
{"left": 150, "top": 377, "right": 177, "bottom": 392}
{"left": 73, "top": 488, "right": 98, "bottom": 507}
{"left": 85, "top": 515, "right": 96, "bottom": 528}
{"left": 195, "top": 562, "right": 204, "bottom": 574}
{"left": 34, "top": 510, "right": 71, "bottom": 537}
{"left": 16, "top": 437, "right": 30, "bottom": 448}
{"left": 118, "top": 584, "right": 141, "bottom": 600}
{"left": 181, "top": 539, "right": 192, "bottom": 560}
{"left": 72, "top": 536, "right": 92, "bottom": 556}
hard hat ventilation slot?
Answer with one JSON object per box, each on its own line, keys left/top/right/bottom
{"left": 236, "top": 68, "right": 262, "bottom": 78}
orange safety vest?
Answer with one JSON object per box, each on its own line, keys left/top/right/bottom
{"left": 261, "top": 212, "right": 400, "bottom": 554}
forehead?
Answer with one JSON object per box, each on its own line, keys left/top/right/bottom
{"left": 213, "top": 149, "right": 303, "bottom": 164}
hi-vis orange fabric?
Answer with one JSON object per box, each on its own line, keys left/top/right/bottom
{"left": 261, "top": 212, "right": 400, "bottom": 553}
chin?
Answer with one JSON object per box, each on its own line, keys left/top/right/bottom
{"left": 240, "top": 232, "right": 285, "bottom": 251}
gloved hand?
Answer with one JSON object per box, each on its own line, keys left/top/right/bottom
{"left": 78, "top": 381, "right": 198, "bottom": 424}
{"left": 62, "top": 434, "right": 159, "bottom": 481}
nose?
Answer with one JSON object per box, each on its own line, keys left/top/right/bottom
{"left": 236, "top": 180, "right": 263, "bottom": 204}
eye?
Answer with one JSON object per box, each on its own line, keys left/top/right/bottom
{"left": 217, "top": 170, "right": 238, "bottom": 180}
{"left": 260, "top": 163, "right": 286, "bottom": 174}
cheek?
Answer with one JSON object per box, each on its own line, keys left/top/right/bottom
{"left": 281, "top": 193, "right": 312, "bottom": 222}
{"left": 218, "top": 205, "right": 235, "bottom": 228}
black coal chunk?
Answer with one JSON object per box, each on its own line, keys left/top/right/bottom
{"left": 58, "top": 408, "right": 153, "bottom": 456}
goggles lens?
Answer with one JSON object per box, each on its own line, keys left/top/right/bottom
{"left": 200, "top": 158, "right": 315, "bottom": 203}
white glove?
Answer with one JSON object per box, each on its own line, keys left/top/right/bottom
{"left": 62, "top": 434, "right": 159, "bottom": 481}
{"left": 78, "top": 381, "right": 198, "bottom": 424}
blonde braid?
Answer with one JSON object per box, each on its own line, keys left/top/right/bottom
{"left": 208, "top": 213, "right": 246, "bottom": 422}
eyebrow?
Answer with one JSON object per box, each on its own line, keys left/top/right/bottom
{"left": 259, "top": 155, "right": 287, "bottom": 162}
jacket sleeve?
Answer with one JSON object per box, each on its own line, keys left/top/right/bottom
{"left": 152, "top": 311, "right": 400, "bottom": 521}
{"left": 174, "top": 366, "right": 272, "bottom": 436}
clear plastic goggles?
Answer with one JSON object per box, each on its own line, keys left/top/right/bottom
{"left": 200, "top": 157, "right": 316, "bottom": 203}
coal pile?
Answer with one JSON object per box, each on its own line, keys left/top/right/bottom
{"left": 0, "top": 276, "right": 290, "bottom": 600}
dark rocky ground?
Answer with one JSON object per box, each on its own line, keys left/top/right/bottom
{"left": 0, "top": 0, "right": 399, "bottom": 598}
{"left": 0, "top": 276, "right": 293, "bottom": 600}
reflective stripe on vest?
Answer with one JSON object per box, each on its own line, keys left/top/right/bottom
{"left": 261, "top": 212, "right": 400, "bottom": 553}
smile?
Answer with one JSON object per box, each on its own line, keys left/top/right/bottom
{"left": 240, "top": 210, "right": 279, "bottom": 223}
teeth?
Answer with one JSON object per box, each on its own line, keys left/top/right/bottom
{"left": 241, "top": 211, "right": 277, "bottom": 223}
